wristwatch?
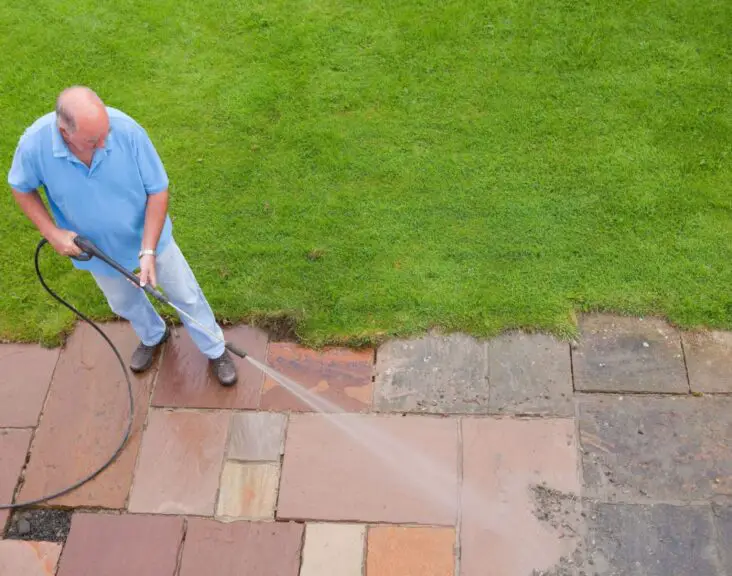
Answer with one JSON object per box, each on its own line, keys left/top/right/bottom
{"left": 138, "top": 249, "right": 156, "bottom": 259}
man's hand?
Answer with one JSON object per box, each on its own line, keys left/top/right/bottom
{"left": 138, "top": 254, "right": 157, "bottom": 288}
{"left": 49, "top": 228, "right": 82, "bottom": 257}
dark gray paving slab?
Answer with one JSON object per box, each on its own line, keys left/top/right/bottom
{"left": 578, "top": 395, "right": 732, "bottom": 501}
{"left": 584, "top": 502, "right": 720, "bottom": 576}
{"left": 488, "top": 332, "right": 573, "bottom": 416}
{"left": 682, "top": 331, "right": 732, "bottom": 393}
{"left": 713, "top": 505, "right": 732, "bottom": 574}
{"left": 374, "top": 334, "right": 490, "bottom": 414}
{"left": 574, "top": 314, "right": 688, "bottom": 393}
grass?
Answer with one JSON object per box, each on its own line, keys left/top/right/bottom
{"left": 0, "top": 0, "right": 730, "bottom": 347}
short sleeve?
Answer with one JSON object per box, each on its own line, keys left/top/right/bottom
{"left": 133, "top": 126, "right": 169, "bottom": 194}
{"left": 7, "top": 138, "right": 41, "bottom": 193}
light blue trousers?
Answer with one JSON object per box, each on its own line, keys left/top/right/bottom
{"left": 92, "top": 240, "right": 225, "bottom": 359}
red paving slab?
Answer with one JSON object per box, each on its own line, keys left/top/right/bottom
{"left": 0, "top": 541, "right": 62, "bottom": 575}
{"left": 260, "top": 343, "right": 374, "bottom": 412}
{"left": 460, "top": 418, "right": 580, "bottom": 576}
{"left": 18, "top": 322, "right": 156, "bottom": 508}
{"left": 152, "top": 325, "right": 267, "bottom": 409}
{"left": 128, "top": 409, "right": 229, "bottom": 515}
{"left": 278, "top": 414, "right": 458, "bottom": 525}
{"left": 179, "top": 518, "right": 304, "bottom": 576}
{"left": 56, "top": 513, "right": 184, "bottom": 576}
{"left": 367, "top": 526, "right": 455, "bottom": 576}
{"left": 0, "top": 343, "right": 58, "bottom": 428}
{"left": 0, "top": 429, "right": 32, "bottom": 533}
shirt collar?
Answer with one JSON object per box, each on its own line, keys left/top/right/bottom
{"left": 51, "top": 116, "right": 70, "bottom": 158}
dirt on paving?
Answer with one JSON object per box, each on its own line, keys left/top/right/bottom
{"left": 6, "top": 508, "right": 72, "bottom": 543}
{"left": 530, "top": 484, "right": 611, "bottom": 576}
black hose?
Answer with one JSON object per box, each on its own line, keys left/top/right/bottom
{"left": 0, "top": 239, "right": 135, "bottom": 510}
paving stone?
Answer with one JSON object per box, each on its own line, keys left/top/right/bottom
{"left": 713, "top": 505, "right": 732, "bottom": 573}
{"left": 488, "top": 332, "right": 573, "bottom": 416}
{"left": 0, "top": 429, "right": 32, "bottom": 533}
{"left": 461, "top": 418, "right": 580, "bottom": 576}
{"left": 56, "top": 513, "right": 184, "bottom": 576}
{"left": 682, "top": 330, "right": 732, "bottom": 393}
{"left": 216, "top": 461, "right": 279, "bottom": 520}
{"left": 374, "top": 334, "right": 490, "bottom": 414}
{"left": 259, "top": 343, "right": 374, "bottom": 412}
{"left": 366, "top": 526, "right": 454, "bottom": 576}
{"left": 583, "top": 502, "right": 719, "bottom": 576}
{"left": 300, "top": 523, "right": 365, "bottom": 576}
{"left": 278, "top": 414, "right": 458, "bottom": 525}
{"left": 128, "top": 409, "right": 229, "bottom": 515}
{"left": 0, "top": 541, "right": 62, "bottom": 576}
{"left": 578, "top": 395, "right": 732, "bottom": 501}
{"left": 18, "top": 322, "right": 155, "bottom": 508}
{"left": 179, "top": 518, "right": 304, "bottom": 576}
{"left": 0, "top": 343, "right": 58, "bottom": 428}
{"left": 152, "top": 325, "right": 267, "bottom": 409}
{"left": 573, "top": 314, "right": 688, "bottom": 393}
{"left": 228, "top": 411, "right": 287, "bottom": 461}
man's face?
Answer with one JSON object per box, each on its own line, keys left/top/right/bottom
{"left": 62, "top": 114, "right": 110, "bottom": 154}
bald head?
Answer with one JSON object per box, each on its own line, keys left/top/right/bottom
{"left": 56, "top": 86, "right": 110, "bottom": 154}
{"left": 56, "top": 86, "right": 106, "bottom": 132}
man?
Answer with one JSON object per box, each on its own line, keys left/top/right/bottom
{"left": 7, "top": 86, "right": 238, "bottom": 385}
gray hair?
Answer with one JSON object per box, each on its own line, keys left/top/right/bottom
{"left": 56, "top": 99, "right": 76, "bottom": 132}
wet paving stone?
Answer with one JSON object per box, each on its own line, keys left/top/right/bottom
{"left": 152, "top": 325, "right": 267, "bottom": 409}
{"left": 260, "top": 343, "right": 374, "bottom": 412}
{"left": 128, "top": 409, "right": 229, "bottom": 515}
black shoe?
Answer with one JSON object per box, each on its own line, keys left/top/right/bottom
{"left": 211, "top": 350, "right": 238, "bottom": 386}
{"left": 130, "top": 326, "right": 170, "bottom": 373}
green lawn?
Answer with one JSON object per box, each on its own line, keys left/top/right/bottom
{"left": 1, "top": 0, "right": 730, "bottom": 347}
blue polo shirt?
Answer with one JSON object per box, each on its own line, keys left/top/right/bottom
{"left": 7, "top": 108, "right": 173, "bottom": 276}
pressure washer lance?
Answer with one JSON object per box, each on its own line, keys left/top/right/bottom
{"left": 72, "top": 235, "right": 248, "bottom": 360}
{"left": 0, "top": 236, "right": 247, "bottom": 511}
